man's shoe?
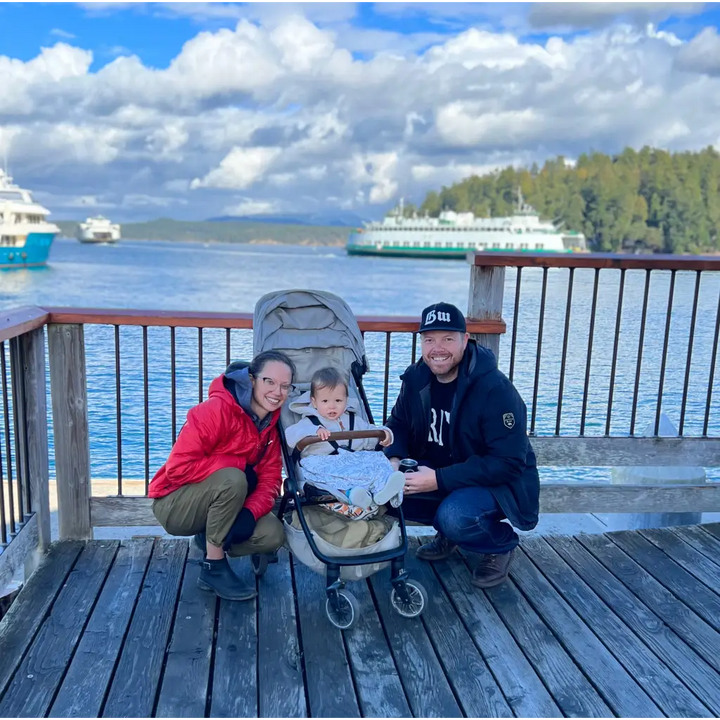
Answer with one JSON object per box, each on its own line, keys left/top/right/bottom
{"left": 416, "top": 533, "right": 458, "bottom": 562}
{"left": 197, "top": 556, "right": 257, "bottom": 601}
{"left": 471, "top": 549, "right": 514, "bottom": 588}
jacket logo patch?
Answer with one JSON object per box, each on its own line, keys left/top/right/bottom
{"left": 503, "top": 413, "right": 515, "bottom": 429}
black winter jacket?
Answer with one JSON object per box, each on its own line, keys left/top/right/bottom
{"left": 383, "top": 340, "right": 539, "bottom": 531}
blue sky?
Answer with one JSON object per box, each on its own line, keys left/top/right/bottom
{"left": 2, "top": 2, "right": 720, "bottom": 222}
{"left": 2, "top": 3, "right": 719, "bottom": 66}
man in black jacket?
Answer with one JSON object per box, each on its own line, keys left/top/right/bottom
{"left": 384, "top": 302, "right": 539, "bottom": 588}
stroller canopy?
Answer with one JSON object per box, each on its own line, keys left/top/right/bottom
{"left": 254, "top": 289, "right": 368, "bottom": 384}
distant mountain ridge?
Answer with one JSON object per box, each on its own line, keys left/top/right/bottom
{"left": 56, "top": 217, "right": 349, "bottom": 245}
{"left": 206, "top": 211, "right": 369, "bottom": 227}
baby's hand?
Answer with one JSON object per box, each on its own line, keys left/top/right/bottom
{"left": 380, "top": 429, "right": 392, "bottom": 447}
{"left": 316, "top": 427, "right": 331, "bottom": 441}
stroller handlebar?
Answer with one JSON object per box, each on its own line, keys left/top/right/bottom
{"left": 295, "top": 429, "right": 385, "bottom": 452}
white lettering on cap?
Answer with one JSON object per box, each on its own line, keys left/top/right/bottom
{"left": 424, "top": 309, "right": 451, "bottom": 325}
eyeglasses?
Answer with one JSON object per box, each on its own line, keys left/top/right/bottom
{"left": 261, "top": 377, "right": 294, "bottom": 394}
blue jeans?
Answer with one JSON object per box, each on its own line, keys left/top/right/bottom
{"left": 401, "top": 486, "right": 518, "bottom": 555}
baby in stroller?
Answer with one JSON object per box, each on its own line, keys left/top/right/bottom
{"left": 285, "top": 366, "right": 405, "bottom": 513}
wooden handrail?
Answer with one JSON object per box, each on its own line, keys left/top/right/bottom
{"left": 0, "top": 306, "right": 49, "bottom": 343}
{"left": 39, "top": 307, "right": 506, "bottom": 334}
{"left": 468, "top": 251, "right": 720, "bottom": 271}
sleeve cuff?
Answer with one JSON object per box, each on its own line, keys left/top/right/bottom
{"left": 435, "top": 467, "right": 447, "bottom": 493}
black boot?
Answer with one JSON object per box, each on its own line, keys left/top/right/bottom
{"left": 416, "top": 532, "right": 458, "bottom": 561}
{"left": 197, "top": 557, "right": 257, "bottom": 601}
{"left": 193, "top": 532, "right": 206, "bottom": 556}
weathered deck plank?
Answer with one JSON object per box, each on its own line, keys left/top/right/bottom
{"left": 433, "top": 551, "right": 562, "bottom": 717}
{"left": 524, "top": 537, "right": 714, "bottom": 718}
{"left": 0, "top": 541, "right": 118, "bottom": 718}
{"left": 368, "top": 566, "right": 462, "bottom": 718}
{"left": 0, "top": 541, "right": 83, "bottom": 699}
{"left": 258, "top": 549, "right": 306, "bottom": 719}
{"left": 606, "top": 530, "right": 720, "bottom": 633}
{"left": 102, "top": 539, "right": 187, "bottom": 718}
{"left": 155, "top": 545, "right": 216, "bottom": 719}
{"left": 210, "top": 587, "right": 256, "bottom": 718}
{"left": 505, "top": 548, "right": 664, "bottom": 717}
{"left": 341, "top": 577, "right": 412, "bottom": 718}
{"left": 293, "top": 559, "right": 359, "bottom": 718}
{"left": 407, "top": 541, "right": 512, "bottom": 718}
{"left": 2, "top": 525, "right": 720, "bottom": 718}
{"left": 638, "top": 526, "right": 720, "bottom": 595}
{"left": 51, "top": 539, "right": 154, "bottom": 718}
{"left": 670, "top": 524, "right": 720, "bottom": 566}
{"left": 547, "top": 534, "right": 720, "bottom": 716}
{"left": 480, "top": 570, "right": 614, "bottom": 717}
{"left": 576, "top": 533, "right": 720, "bottom": 674}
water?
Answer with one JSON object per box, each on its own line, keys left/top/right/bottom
{"left": 2, "top": 237, "right": 719, "bottom": 486}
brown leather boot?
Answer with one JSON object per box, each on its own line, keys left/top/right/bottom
{"left": 416, "top": 533, "right": 458, "bottom": 561}
{"left": 471, "top": 549, "right": 514, "bottom": 588}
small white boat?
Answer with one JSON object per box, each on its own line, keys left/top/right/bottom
{"left": 76, "top": 215, "right": 121, "bottom": 244}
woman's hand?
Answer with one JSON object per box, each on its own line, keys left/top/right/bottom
{"left": 380, "top": 429, "right": 392, "bottom": 447}
{"left": 316, "top": 427, "right": 331, "bottom": 441}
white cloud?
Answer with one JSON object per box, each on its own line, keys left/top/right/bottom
{"left": 50, "top": 28, "right": 76, "bottom": 39}
{"left": 528, "top": 2, "right": 706, "bottom": 30}
{"left": 351, "top": 152, "right": 400, "bottom": 204}
{"left": 2, "top": 10, "right": 720, "bottom": 222}
{"left": 222, "top": 199, "right": 279, "bottom": 216}
{"left": 191, "top": 146, "right": 281, "bottom": 190}
{"left": 436, "top": 105, "right": 541, "bottom": 148}
{"left": 676, "top": 27, "right": 720, "bottom": 75}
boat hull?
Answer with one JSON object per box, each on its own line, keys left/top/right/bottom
{"left": 0, "top": 232, "right": 55, "bottom": 269}
{"left": 77, "top": 232, "right": 119, "bottom": 243}
{"left": 346, "top": 243, "right": 572, "bottom": 259}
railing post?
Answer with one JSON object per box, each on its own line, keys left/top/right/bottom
{"left": 20, "top": 327, "right": 51, "bottom": 554}
{"left": 467, "top": 258, "right": 505, "bottom": 360}
{"left": 48, "top": 324, "right": 92, "bottom": 540}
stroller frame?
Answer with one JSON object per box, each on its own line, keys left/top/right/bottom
{"left": 276, "top": 361, "right": 426, "bottom": 629}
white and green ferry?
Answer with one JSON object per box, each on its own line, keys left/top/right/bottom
{"left": 347, "top": 191, "right": 587, "bottom": 258}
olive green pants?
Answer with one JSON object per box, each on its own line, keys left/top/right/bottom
{"left": 152, "top": 467, "right": 285, "bottom": 557}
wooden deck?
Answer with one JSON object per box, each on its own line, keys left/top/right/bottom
{"left": 2, "top": 526, "right": 720, "bottom": 718}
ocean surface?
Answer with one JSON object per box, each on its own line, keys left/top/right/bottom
{"left": 1, "top": 237, "right": 719, "bottom": 486}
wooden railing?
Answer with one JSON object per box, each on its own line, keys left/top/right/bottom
{"left": 0, "top": 251, "right": 719, "bottom": 561}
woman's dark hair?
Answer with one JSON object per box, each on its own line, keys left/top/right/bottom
{"left": 249, "top": 350, "right": 296, "bottom": 380}
{"left": 310, "top": 366, "right": 348, "bottom": 397}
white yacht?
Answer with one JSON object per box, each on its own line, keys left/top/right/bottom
{"left": 347, "top": 190, "right": 587, "bottom": 258}
{"left": 0, "top": 169, "right": 59, "bottom": 269}
{"left": 76, "top": 215, "right": 121, "bottom": 243}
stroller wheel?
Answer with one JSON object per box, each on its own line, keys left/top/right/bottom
{"left": 391, "top": 579, "right": 428, "bottom": 618}
{"left": 325, "top": 589, "right": 360, "bottom": 630}
{"left": 251, "top": 553, "right": 269, "bottom": 577}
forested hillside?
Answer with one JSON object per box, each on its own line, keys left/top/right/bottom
{"left": 416, "top": 147, "right": 720, "bottom": 253}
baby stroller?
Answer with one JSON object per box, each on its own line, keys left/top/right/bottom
{"left": 254, "top": 289, "right": 428, "bottom": 630}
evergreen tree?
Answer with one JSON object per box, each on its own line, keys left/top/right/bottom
{"left": 416, "top": 147, "right": 720, "bottom": 253}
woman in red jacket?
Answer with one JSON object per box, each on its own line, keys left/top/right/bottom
{"left": 150, "top": 350, "right": 295, "bottom": 601}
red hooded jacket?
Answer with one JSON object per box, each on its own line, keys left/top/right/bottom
{"left": 148, "top": 374, "right": 282, "bottom": 521}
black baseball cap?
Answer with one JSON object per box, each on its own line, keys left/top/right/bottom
{"left": 419, "top": 302, "right": 467, "bottom": 333}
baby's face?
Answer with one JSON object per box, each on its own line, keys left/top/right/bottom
{"left": 311, "top": 384, "right": 348, "bottom": 421}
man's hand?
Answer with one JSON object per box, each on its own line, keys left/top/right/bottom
{"left": 403, "top": 466, "right": 438, "bottom": 494}
{"left": 380, "top": 429, "right": 392, "bottom": 447}
{"left": 389, "top": 456, "right": 401, "bottom": 471}
{"left": 316, "top": 427, "right": 331, "bottom": 441}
